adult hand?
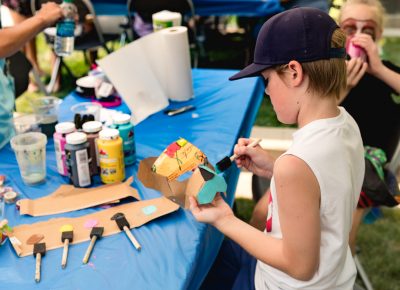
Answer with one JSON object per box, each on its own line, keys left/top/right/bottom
{"left": 189, "top": 193, "right": 234, "bottom": 227}
{"left": 234, "top": 138, "right": 274, "bottom": 179}
{"left": 346, "top": 57, "right": 367, "bottom": 91}
{"left": 351, "top": 34, "right": 384, "bottom": 77}
{"left": 36, "top": 2, "right": 63, "bottom": 27}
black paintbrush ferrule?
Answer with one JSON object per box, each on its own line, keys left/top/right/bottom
{"left": 33, "top": 243, "right": 46, "bottom": 257}
{"left": 216, "top": 156, "right": 232, "bottom": 173}
{"left": 61, "top": 231, "right": 73, "bottom": 243}
{"left": 115, "top": 216, "right": 130, "bottom": 231}
{"left": 90, "top": 227, "right": 104, "bottom": 239}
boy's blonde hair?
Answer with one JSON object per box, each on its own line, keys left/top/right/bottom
{"left": 340, "top": 0, "right": 386, "bottom": 29}
{"left": 275, "top": 28, "right": 347, "bottom": 100}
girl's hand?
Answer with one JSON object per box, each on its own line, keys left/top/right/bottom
{"left": 351, "top": 34, "right": 384, "bottom": 77}
{"left": 234, "top": 138, "right": 274, "bottom": 179}
{"left": 189, "top": 193, "right": 234, "bottom": 227}
{"left": 346, "top": 57, "right": 368, "bottom": 90}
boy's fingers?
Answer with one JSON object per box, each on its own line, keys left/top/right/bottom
{"left": 189, "top": 196, "right": 200, "bottom": 214}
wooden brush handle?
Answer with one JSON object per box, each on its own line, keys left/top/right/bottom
{"left": 35, "top": 253, "right": 41, "bottom": 283}
{"left": 61, "top": 239, "right": 69, "bottom": 269}
{"left": 230, "top": 138, "right": 262, "bottom": 161}
{"left": 123, "top": 226, "right": 141, "bottom": 251}
{"left": 82, "top": 236, "right": 97, "bottom": 264}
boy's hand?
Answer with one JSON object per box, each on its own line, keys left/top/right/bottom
{"left": 346, "top": 57, "right": 368, "bottom": 90}
{"left": 351, "top": 34, "right": 384, "bottom": 77}
{"left": 189, "top": 193, "right": 234, "bottom": 228}
{"left": 234, "top": 138, "right": 274, "bottom": 179}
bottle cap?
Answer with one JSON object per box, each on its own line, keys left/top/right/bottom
{"left": 82, "top": 121, "right": 102, "bottom": 133}
{"left": 112, "top": 114, "right": 131, "bottom": 125}
{"left": 66, "top": 132, "right": 87, "bottom": 145}
{"left": 99, "top": 128, "right": 119, "bottom": 140}
{"left": 55, "top": 122, "right": 76, "bottom": 134}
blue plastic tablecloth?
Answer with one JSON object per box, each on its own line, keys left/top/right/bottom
{"left": 91, "top": 0, "right": 283, "bottom": 17}
{"left": 0, "top": 68, "right": 263, "bottom": 290}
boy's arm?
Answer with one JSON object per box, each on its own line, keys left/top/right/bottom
{"left": 191, "top": 155, "right": 321, "bottom": 281}
{"left": 370, "top": 64, "right": 400, "bottom": 95}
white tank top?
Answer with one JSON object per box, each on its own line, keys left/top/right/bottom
{"left": 254, "top": 107, "right": 365, "bottom": 290}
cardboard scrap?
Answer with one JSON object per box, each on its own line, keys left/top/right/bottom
{"left": 10, "top": 196, "right": 179, "bottom": 257}
{"left": 151, "top": 138, "right": 207, "bottom": 181}
{"left": 19, "top": 177, "right": 140, "bottom": 217}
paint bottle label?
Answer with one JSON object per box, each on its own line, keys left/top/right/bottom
{"left": 76, "top": 149, "right": 91, "bottom": 187}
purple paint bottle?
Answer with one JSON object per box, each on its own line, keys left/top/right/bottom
{"left": 53, "top": 122, "right": 76, "bottom": 176}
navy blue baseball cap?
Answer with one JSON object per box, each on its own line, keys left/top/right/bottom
{"left": 229, "top": 7, "right": 346, "bottom": 80}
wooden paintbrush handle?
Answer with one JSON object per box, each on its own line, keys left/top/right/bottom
{"left": 82, "top": 236, "right": 97, "bottom": 264}
{"left": 123, "top": 226, "right": 141, "bottom": 251}
{"left": 35, "top": 253, "right": 41, "bottom": 283}
{"left": 230, "top": 138, "right": 262, "bottom": 161}
{"left": 61, "top": 239, "right": 69, "bottom": 269}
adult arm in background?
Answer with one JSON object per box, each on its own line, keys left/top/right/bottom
{"left": 338, "top": 33, "right": 400, "bottom": 104}
{"left": 0, "top": 2, "right": 62, "bottom": 59}
{"left": 190, "top": 138, "right": 321, "bottom": 281}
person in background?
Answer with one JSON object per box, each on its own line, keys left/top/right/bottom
{"left": 0, "top": 2, "right": 62, "bottom": 149}
{"left": 191, "top": 7, "right": 364, "bottom": 290}
{"left": 338, "top": 0, "right": 400, "bottom": 255}
{"left": 2, "top": 0, "right": 47, "bottom": 91}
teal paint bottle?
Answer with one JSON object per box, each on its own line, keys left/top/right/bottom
{"left": 111, "top": 114, "right": 136, "bottom": 166}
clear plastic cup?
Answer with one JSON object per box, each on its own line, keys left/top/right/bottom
{"left": 13, "top": 114, "right": 43, "bottom": 135}
{"left": 31, "top": 96, "right": 62, "bottom": 137}
{"left": 10, "top": 132, "right": 47, "bottom": 185}
{"left": 71, "top": 102, "right": 102, "bottom": 129}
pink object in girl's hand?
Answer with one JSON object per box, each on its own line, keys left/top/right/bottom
{"left": 346, "top": 40, "right": 367, "bottom": 61}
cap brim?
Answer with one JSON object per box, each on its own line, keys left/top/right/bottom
{"left": 229, "top": 63, "right": 272, "bottom": 81}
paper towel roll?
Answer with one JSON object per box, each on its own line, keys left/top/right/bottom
{"left": 159, "top": 26, "right": 193, "bottom": 102}
{"left": 97, "top": 26, "right": 193, "bottom": 125}
{"left": 152, "top": 10, "right": 182, "bottom": 32}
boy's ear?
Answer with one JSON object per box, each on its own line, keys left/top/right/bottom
{"left": 287, "top": 60, "right": 304, "bottom": 87}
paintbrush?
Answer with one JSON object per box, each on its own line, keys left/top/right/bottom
{"left": 111, "top": 213, "right": 141, "bottom": 251}
{"left": 33, "top": 242, "right": 46, "bottom": 283}
{"left": 215, "top": 138, "right": 262, "bottom": 173}
{"left": 61, "top": 229, "right": 73, "bottom": 269}
{"left": 82, "top": 227, "right": 104, "bottom": 264}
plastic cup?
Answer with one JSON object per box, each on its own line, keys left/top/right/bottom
{"left": 31, "top": 96, "right": 62, "bottom": 137}
{"left": 71, "top": 102, "right": 102, "bottom": 129}
{"left": 13, "top": 114, "right": 43, "bottom": 135}
{"left": 10, "top": 132, "right": 47, "bottom": 185}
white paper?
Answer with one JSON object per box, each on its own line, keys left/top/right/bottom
{"left": 97, "top": 26, "right": 193, "bottom": 125}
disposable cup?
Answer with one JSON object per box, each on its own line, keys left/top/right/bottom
{"left": 10, "top": 132, "right": 47, "bottom": 185}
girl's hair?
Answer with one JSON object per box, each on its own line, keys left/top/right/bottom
{"left": 275, "top": 28, "right": 347, "bottom": 100}
{"left": 340, "top": 0, "right": 386, "bottom": 29}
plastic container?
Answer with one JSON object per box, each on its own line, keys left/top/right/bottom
{"left": 82, "top": 121, "right": 102, "bottom": 176}
{"left": 111, "top": 113, "right": 136, "bottom": 166}
{"left": 30, "top": 96, "right": 61, "bottom": 137}
{"left": 54, "top": 0, "right": 77, "bottom": 56}
{"left": 13, "top": 114, "right": 42, "bottom": 135}
{"left": 71, "top": 102, "right": 102, "bottom": 129}
{"left": 65, "top": 132, "right": 92, "bottom": 187}
{"left": 54, "top": 122, "right": 76, "bottom": 176}
{"left": 10, "top": 132, "right": 47, "bottom": 185}
{"left": 96, "top": 128, "right": 125, "bottom": 184}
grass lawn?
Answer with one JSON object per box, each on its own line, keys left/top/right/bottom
{"left": 18, "top": 30, "right": 400, "bottom": 290}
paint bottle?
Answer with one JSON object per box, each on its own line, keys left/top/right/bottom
{"left": 82, "top": 121, "right": 102, "bottom": 176}
{"left": 65, "top": 132, "right": 92, "bottom": 187}
{"left": 53, "top": 122, "right": 76, "bottom": 176}
{"left": 111, "top": 114, "right": 136, "bottom": 166}
{"left": 96, "top": 128, "right": 125, "bottom": 184}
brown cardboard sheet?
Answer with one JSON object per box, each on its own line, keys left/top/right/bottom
{"left": 19, "top": 177, "right": 140, "bottom": 216}
{"left": 10, "top": 196, "right": 180, "bottom": 257}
